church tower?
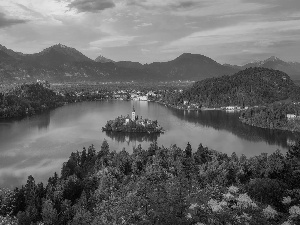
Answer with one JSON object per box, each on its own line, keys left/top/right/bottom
{"left": 132, "top": 106, "right": 136, "bottom": 121}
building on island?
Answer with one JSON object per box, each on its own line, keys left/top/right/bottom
{"left": 102, "top": 106, "right": 163, "bottom": 133}
{"left": 132, "top": 106, "right": 136, "bottom": 121}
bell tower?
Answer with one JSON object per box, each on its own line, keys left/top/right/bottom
{"left": 132, "top": 106, "right": 136, "bottom": 121}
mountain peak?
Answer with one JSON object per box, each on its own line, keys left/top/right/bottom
{"left": 265, "top": 56, "right": 282, "bottom": 62}
{"left": 95, "top": 55, "right": 114, "bottom": 63}
{"left": 46, "top": 43, "right": 75, "bottom": 51}
{"left": 53, "top": 43, "right": 68, "bottom": 49}
{"left": 177, "top": 53, "right": 205, "bottom": 58}
{"left": 0, "top": 44, "right": 24, "bottom": 58}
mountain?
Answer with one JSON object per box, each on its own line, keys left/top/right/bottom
{"left": 179, "top": 67, "right": 300, "bottom": 107}
{"left": 95, "top": 55, "right": 114, "bottom": 63}
{"left": 144, "top": 53, "right": 239, "bottom": 81}
{"left": 240, "top": 56, "right": 300, "bottom": 80}
{"left": 23, "top": 44, "right": 93, "bottom": 67}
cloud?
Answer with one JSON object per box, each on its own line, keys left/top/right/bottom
{"left": 163, "top": 20, "right": 300, "bottom": 50}
{"left": 90, "top": 35, "right": 137, "bottom": 48}
{"left": 126, "top": 0, "right": 201, "bottom": 10}
{"left": 68, "top": 0, "right": 115, "bottom": 13}
{"left": 0, "top": 12, "right": 27, "bottom": 28}
{"left": 134, "top": 22, "right": 152, "bottom": 29}
{"left": 141, "top": 48, "right": 150, "bottom": 52}
{"left": 15, "top": 3, "right": 45, "bottom": 19}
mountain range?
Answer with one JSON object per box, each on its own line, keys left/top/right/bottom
{"left": 0, "top": 43, "right": 299, "bottom": 83}
{"left": 225, "top": 56, "right": 300, "bottom": 80}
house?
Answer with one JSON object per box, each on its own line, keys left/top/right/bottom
{"left": 125, "top": 115, "right": 130, "bottom": 124}
{"left": 139, "top": 96, "right": 148, "bottom": 101}
{"left": 287, "top": 114, "right": 297, "bottom": 120}
{"left": 183, "top": 100, "right": 189, "bottom": 105}
{"left": 226, "top": 106, "right": 235, "bottom": 110}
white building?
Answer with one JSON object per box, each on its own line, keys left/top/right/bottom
{"left": 132, "top": 107, "right": 136, "bottom": 121}
{"left": 287, "top": 114, "right": 297, "bottom": 120}
{"left": 226, "top": 106, "right": 235, "bottom": 110}
{"left": 139, "top": 96, "right": 148, "bottom": 101}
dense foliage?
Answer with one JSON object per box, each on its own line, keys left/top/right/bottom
{"left": 162, "top": 68, "right": 300, "bottom": 108}
{"left": 240, "top": 103, "right": 300, "bottom": 132}
{"left": 1, "top": 140, "right": 300, "bottom": 224}
{"left": 0, "top": 82, "right": 64, "bottom": 119}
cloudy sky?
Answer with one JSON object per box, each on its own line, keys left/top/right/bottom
{"left": 0, "top": 0, "right": 300, "bottom": 64}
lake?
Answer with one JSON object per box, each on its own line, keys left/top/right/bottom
{"left": 0, "top": 100, "right": 299, "bottom": 188}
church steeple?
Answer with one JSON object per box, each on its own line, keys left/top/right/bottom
{"left": 132, "top": 106, "right": 136, "bottom": 121}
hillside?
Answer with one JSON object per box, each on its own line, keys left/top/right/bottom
{"left": 240, "top": 102, "right": 300, "bottom": 132}
{"left": 115, "top": 61, "right": 144, "bottom": 70}
{"left": 0, "top": 44, "right": 24, "bottom": 59}
{"left": 168, "top": 67, "right": 300, "bottom": 107}
{"left": 23, "top": 44, "right": 93, "bottom": 66}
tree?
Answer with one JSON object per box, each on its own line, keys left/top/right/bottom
{"left": 194, "top": 143, "right": 211, "bottom": 164}
{"left": 184, "top": 142, "right": 192, "bottom": 158}
{"left": 42, "top": 200, "right": 58, "bottom": 225}
{"left": 287, "top": 140, "right": 300, "bottom": 160}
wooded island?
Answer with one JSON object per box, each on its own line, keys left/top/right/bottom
{"left": 102, "top": 107, "right": 164, "bottom": 133}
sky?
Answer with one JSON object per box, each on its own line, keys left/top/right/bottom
{"left": 0, "top": 0, "right": 300, "bottom": 65}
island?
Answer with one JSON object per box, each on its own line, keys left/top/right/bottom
{"left": 102, "top": 106, "right": 164, "bottom": 134}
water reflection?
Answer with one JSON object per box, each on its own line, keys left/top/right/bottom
{"left": 170, "top": 109, "right": 300, "bottom": 149}
{"left": 104, "top": 131, "right": 160, "bottom": 144}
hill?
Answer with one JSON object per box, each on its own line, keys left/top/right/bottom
{"left": 0, "top": 82, "right": 64, "bottom": 118}
{"left": 168, "top": 67, "right": 300, "bottom": 107}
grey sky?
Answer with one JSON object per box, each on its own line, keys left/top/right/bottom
{"left": 0, "top": 0, "right": 300, "bottom": 65}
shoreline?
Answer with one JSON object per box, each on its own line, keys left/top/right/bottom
{"left": 155, "top": 101, "right": 244, "bottom": 112}
{"left": 239, "top": 118, "right": 300, "bottom": 133}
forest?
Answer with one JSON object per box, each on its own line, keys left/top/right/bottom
{"left": 240, "top": 103, "right": 300, "bottom": 132}
{"left": 0, "top": 82, "right": 65, "bottom": 119}
{"left": 161, "top": 68, "right": 300, "bottom": 108}
{"left": 0, "top": 140, "right": 300, "bottom": 224}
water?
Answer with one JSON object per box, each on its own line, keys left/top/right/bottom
{"left": 0, "top": 101, "right": 299, "bottom": 188}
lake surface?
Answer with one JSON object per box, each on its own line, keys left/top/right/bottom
{"left": 0, "top": 101, "right": 299, "bottom": 188}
